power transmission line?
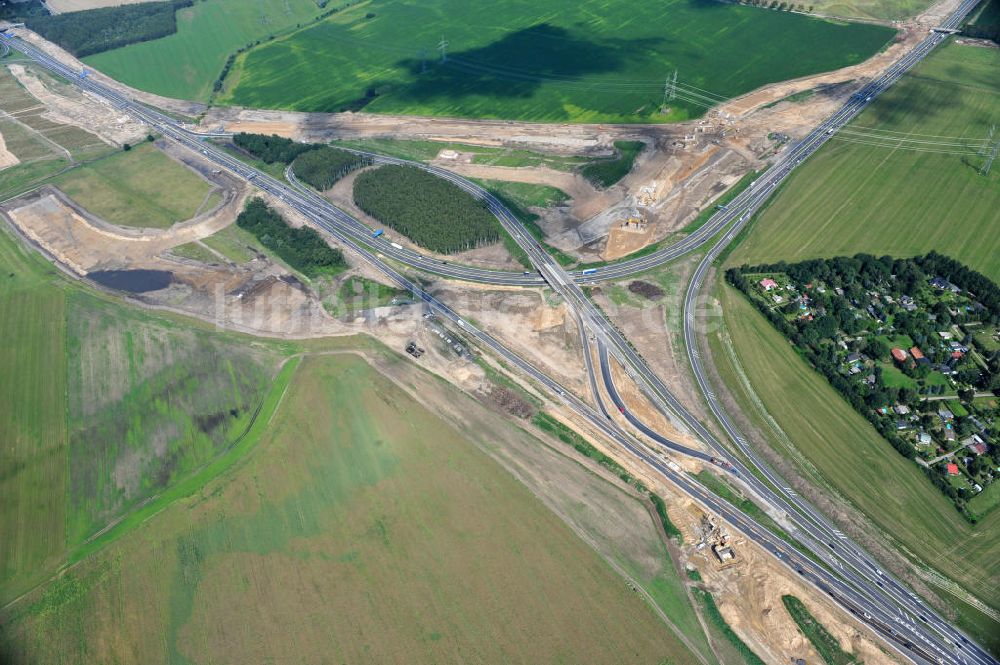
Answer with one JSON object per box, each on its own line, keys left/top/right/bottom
{"left": 437, "top": 36, "right": 448, "bottom": 63}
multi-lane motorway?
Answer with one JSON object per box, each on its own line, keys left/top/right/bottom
{"left": 2, "top": 7, "right": 994, "bottom": 661}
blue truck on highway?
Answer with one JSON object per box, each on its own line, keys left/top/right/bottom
{"left": 582, "top": 268, "right": 598, "bottom": 276}
{"left": 372, "top": 229, "right": 384, "bottom": 238}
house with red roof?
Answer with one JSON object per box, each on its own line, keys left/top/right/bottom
{"left": 946, "top": 463, "right": 960, "bottom": 476}
{"left": 760, "top": 278, "right": 778, "bottom": 291}
{"left": 891, "top": 348, "right": 908, "bottom": 363}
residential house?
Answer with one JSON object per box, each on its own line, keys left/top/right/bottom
{"left": 891, "top": 348, "right": 908, "bottom": 363}
{"left": 760, "top": 278, "right": 778, "bottom": 291}
{"left": 946, "top": 462, "right": 960, "bottom": 476}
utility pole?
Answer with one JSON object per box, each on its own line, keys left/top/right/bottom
{"left": 978, "top": 124, "right": 995, "bottom": 157}
{"left": 981, "top": 125, "right": 998, "bottom": 176}
{"left": 981, "top": 142, "right": 998, "bottom": 177}
{"left": 437, "top": 36, "right": 448, "bottom": 63}
{"left": 666, "top": 69, "right": 678, "bottom": 102}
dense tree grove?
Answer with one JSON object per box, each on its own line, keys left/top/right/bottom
{"left": 728, "top": 253, "right": 1000, "bottom": 520}
{"left": 25, "top": 1, "right": 192, "bottom": 57}
{"left": 291, "top": 147, "right": 371, "bottom": 190}
{"left": 235, "top": 198, "right": 344, "bottom": 277}
{"left": 232, "top": 133, "right": 316, "bottom": 165}
{"left": 0, "top": 0, "right": 48, "bottom": 20}
{"left": 962, "top": 0, "right": 999, "bottom": 42}
{"left": 353, "top": 165, "right": 501, "bottom": 253}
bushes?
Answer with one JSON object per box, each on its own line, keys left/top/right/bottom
{"left": 693, "top": 588, "right": 767, "bottom": 665}
{"left": 581, "top": 140, "right": 645, "bottom": 188}
{"left": 25, "top": 0, "right": 192, "bottom": 57}
{"left": 291, "top": 146, "right": 371, "bottom": 190}
{"left": 782, "top": 595, "right": 861, "bottom": 665}
{"left": 232, "top": 132, "right": 315, "bottom": 165}
{"left": 353, "top": 165, "right": 501, "bottom": 253}
{"left": 235, "top": 198, "right": 344, "bottom": 277}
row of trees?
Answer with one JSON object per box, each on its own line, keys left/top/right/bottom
{"left": 236, "top": 198, "right": 344, "bottom": 277}
{"left": 25, "top": 0, "right": 193, "bottom": 58}
{"left": 353, "top": 165, "right": 502, "bottom": 254}
{"left": 232, "top": 132, "right": 315, "bottom": 165}
{"left": 291, "top": 146, "right": 371, "bottom": 190}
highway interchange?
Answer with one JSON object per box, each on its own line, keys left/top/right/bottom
{"left": 2, "top": 5, "right": 995, "bottom": 661}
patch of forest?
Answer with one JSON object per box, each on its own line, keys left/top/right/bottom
{"left": 291, "top": 146, "right": 371, "bottom": 190}
{"left": 25, "top": 0, "right": 192, "bottom": 57}
{"left": 353, "top": 165, "right": 501, "bottom": 253}
{"left": 232, "top": 132, "right": 315, "bottom": 165}
{"left": 235, "top": 198, "right": 345, "bottom": 277}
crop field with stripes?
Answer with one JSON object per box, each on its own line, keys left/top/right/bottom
{"left": 732, "top": 40, "right": 1000, "bottom": 281}
{"left": 216, "top": 0, "right": 894, "bottom": 123}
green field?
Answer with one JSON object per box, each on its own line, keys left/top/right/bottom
{"left": 218, "top": 0, "right": 893, "bottom": 123}
{"left": 0, "top": 224, "right": 69, "bottom": 603}
{"left": 0, "top": 221, "right": 284, "bottom": 605}
{"left": 52, "top": 142, "right": 217, "bottom": 229}
{"left": 714, "top": 284, "right": 1000, "bottom": 642}
{"left": 733, "top": 41, "right": 1000, "bottom": 282}
{"left": 0, "top": 352, "right": 704, "bottom": 664}
{"left": 475, "top": 179, "right": 569, "bottom": 209}
{"left": 83, "top": 0, "right": 328, "bottom": 102}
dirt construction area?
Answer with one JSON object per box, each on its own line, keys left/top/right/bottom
{"left": 45, "top": 0, "right": 160, "bottom": 12}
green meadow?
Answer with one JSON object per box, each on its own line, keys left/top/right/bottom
{"left": 52, "top": 142, "right": 218, "bottom": 228}
{"left": 216, "top": 0, "right": 894, "bottom": 122}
